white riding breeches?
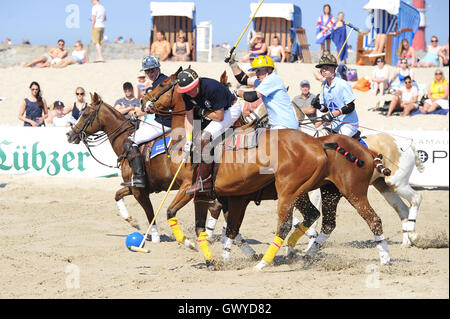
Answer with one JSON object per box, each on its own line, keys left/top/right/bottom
{"left": 204, "top": 100, "right": 242, "bottom": 140}
{"left": 334, "top": 123, "right": 358, "bottom": 137}
{"left": 130, "top": 119, "right": 171, "bottom": 145}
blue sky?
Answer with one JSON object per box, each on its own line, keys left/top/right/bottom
{"left": 0, "top": 0, "right": 448, "bottom": 51}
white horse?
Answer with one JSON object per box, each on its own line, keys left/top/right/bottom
{"left": 289, "top": 106, "right": 424, "bottom": 259}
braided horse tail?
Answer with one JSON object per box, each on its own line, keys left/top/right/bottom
{"left": 323, "top": 143, "right": 391, "bottom": 176}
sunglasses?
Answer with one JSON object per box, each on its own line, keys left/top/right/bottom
{"left": 145, "top": 68, "right": 158, "bottom": 73}
{"left": 435, "top": 72, "right": 443, "bottom": 75}
{"left": 377, "top": 60, "right": 383, "bottom": 63}
{"left": 405, "top": 81, "right": 412, "bottom": 84}
{"left": 431, "top": 40, "right": 438, "bottom": 43}
{"left": 31, "top": 88, "right": 39, "bottom": 91}
{"left": 400, "top": 61, "right": 407, "bottom": 64}
{"left": 76, "top": 92, "right": 85, "bottom": 96}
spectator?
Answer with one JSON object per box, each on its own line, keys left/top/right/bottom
{"left": 419, "top": 70, "right": 449, "bottom": 114}
{"left": 172, "top": 30, "right": 191, "bottom": 61}
{"left": 114, "top": 36, "right": 124, "bottom": 44}
{"left": 150, "top": 31, "right": 171, "bottom": 61}
{"left": 316, "top": 4, "right": 335, "bottom": 55}
{"left": 267, "top": 36, "right": 285, "bottom": 63}
{"left": 438, "top": 39, "right": 449, "bottom": 66}
{"left": 136, "top": 71, "right": 150, "bottom": 100}
{"left": 239, "top": 32, "right": 267, "bottom": 63}
{"left": 371, "top": 57, "right": 390, "bottom": 96}
{"left": 52, "top": 40, "right": 89, "bottom": 68}
{"left": 390, "top": 58, "right": 416, "bottom": 89}
{"left": 127, "top": 38, "right": 134, "bottom": 44}
{"left": 386, "top": 76, "right": 418, "bottom": 117}
{"left": 417, "top": 36, "right": 442, "bottom": 68}
{"left": 18, "top": 81, "right": 48, "bottom": 126}
{"left": 91, "top": 0, "right": 106, "bottom": 62}
{"left": 24, "top": 39, "right": 67, "bottom": 68}
{"left": 370, "top": 9, "right": 398, "bottom": 54}
{"left": 397, "top": 38, "right": 416, "bottom": 67}
{"left": 48, "top": 101, "right": 73, "bottom": 127}
{"left": 331, "top": 12, "right": 348, "bottom": 63}
{"left": 64, "top": 87, "right": 88, "bottom": 122}
{"left": 292, "top": 80, "right": 317, "bottom": 121}
{"left": 114, "top": 82, "right": 141, "bottom": 120}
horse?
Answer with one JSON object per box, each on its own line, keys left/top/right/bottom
{"left": 142, "top": 69, "right": 392, "bottom": 270}
{"left": 66, "top": 91, "right": 224, "bottom": 247}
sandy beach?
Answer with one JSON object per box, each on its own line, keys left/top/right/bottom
{"left": 0, "top": 60, "right": 448, "bottom": 299}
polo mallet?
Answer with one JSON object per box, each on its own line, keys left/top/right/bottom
{"left": 129, "top": 158, "right": 186, "bottom": 253}
{"left": 224, "top": 0, "right": 265, "bottom": 63}
{"left": 337, "top": 22, "right": 362, "bottom": 63}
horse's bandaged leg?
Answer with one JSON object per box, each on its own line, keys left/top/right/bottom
{"left": 222, "top": 236, "right": 233, "bottom": 260}
{"left": 287, "top": 224, "right": 309, "bottom": 249}
{"left": 306, "top": 232, "right": 329, "bottom": 258}
{"left": 235, "top": 233, "right": 256, "bottom": 257}
{"left": 116, "top": 198, "right": 129, "bottom": 219}
{"left": 198, "top": 232, "right": 213, "bottom": 261}
{"left": 406, "top": 206, "right": 419, "bottom": 232}
{"left": 205, "top": 216, "right": 218, "bottom": 238}
{"left": 256, "top": 236, "right": 284, "bottom": 270}
{"left": 375, "top": 235, "right": 391, "bottom": 265}
{"left": 150, "top": 224, "right": 160, "bottom": 243}
{"left": 401, "top": 222, "right": 412, "bottom": 246}
{"left": 168, "top": 217, "right": 186, "bottom": 243}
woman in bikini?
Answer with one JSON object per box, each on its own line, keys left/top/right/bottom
{"left": 172, "top": 30, "right": 191, "bottom": 61}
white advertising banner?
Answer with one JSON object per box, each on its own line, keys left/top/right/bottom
{"left": 362, "top": 129, "right": 449, "bottom": 187}
{"left": 0, "top": 126, "right": 119, "bottom": 178}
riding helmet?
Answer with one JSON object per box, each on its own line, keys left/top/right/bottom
{"left": 177, "top": 68, "right": 200, "bottom": 93}
{"left": 248, "top": 55, "right": 275, "bottom": 72}
{"left": 141, "top": 55, "right": 160, "bottom": 71}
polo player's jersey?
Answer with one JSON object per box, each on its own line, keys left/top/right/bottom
{"left": 182, "top": 78, "right": 235, "bottom": 112}
{"left": 148, "top": 73, "right": 172, "bottom": 128}
{"left": 319, "top": 76, "right": 358, "bottom": 133}
{"left": 253, "top": 73, "right": 299, "bottom": 130}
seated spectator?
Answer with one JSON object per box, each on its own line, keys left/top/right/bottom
{"left": 48, "top": 101, "right": 73, "bottom": 127}
{"left": 18, "top": 81, "right": 48, "bottom": 126}
{"left": 114, "top": 82, "right": 141, "bottom": 120}
{"left": 172, "top": 30, "right": 191, "bottom": 61}
{"left": 150, "top": 31, "right": 171, "bottom": 61}
{"left": 397, "top": 39, "right": 416, "bottom": 67}
{"left": 63, "top": 87, "right": 88, "bottom": 122}
{"left": 24, "top": 39, "right": 68, "bottom": 68}
{"left": 114, "top": 36, "right": 125, "bottom": 43}
{"left": 371, "top": 57, "right": 390, "bottom": 96}
{"left": 52, "top": 40, "right": 89, "bottom": 68}
{"left": 419, "top": 70, "right": 449, "bottom": 114}
{"left": 135, "top": 71, "right": 150, "bottom": 100}
{"left": 438, "top": 39, "right": 449, "bottom": 66}
{"left": 390, "top": 58, "right": 416, "bottom": 89}
{"left": 239, "top": 32, "right": 267, "bottom": 63}
{"left": 267, "top": 36, "right": 285, "bottom": 63}
{"left": 292, "top": 80, "right": 317, "bottom": 121}
{"left": 386, "top": 76, "right": 418, "bottom": 117}
{"left": 417, "top": 36, "right": 442, "bottom": 68}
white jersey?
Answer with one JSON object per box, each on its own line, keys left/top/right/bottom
{"left": 92, "top": 4, "right": 106, "bottom": 28}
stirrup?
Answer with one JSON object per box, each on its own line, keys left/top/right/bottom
{"left": 185, "top": 177, "right": 212, "bottom": 195}
{"left": 121, "top": 177, "right": 146, "bottom": 188}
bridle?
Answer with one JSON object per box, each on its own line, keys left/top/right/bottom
{"left": 143, "top": 79, "right": 186, "bottom": 117}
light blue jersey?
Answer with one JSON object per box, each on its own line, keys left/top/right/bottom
{"left": 253, "top": 73, "right": 299, "bottom": 130}
{"left": 320, "top": 77, "right": 358, "bottom": 134}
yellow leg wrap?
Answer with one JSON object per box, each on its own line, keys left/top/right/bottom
{"left": 197, "top": 232, "right": 213, "bottom": 261}
{"left": 262, "top": 236, "right": 284, "bottom": 264}
{"left": 168, "top": 217, "right": 186, "bottom": 243}
{"left": 287, "top": 224, "right": 309, "bottom": 249}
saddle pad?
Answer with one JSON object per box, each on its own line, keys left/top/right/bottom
{"left": 224, "top": 128, "right": 265, "bottom": 151}
{"left": 150, "top": 136, "right": 172, "bottom": 159}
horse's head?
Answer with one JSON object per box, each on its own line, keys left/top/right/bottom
{"left": 141, "top": 67, "right": 183, "bottom": 115}
{"left": 67, "top": 92, "right": 104, "bottom": 144}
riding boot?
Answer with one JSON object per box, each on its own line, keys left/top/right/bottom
{"left": 186, "top": 132, "right": 213, "bottom": 195}
{"left": 122, "top": 140, "right": 146, "bottom": 188}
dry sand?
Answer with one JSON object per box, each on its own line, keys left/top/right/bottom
{"left": 0, "top": 61, "right": 448, "bottom": 299}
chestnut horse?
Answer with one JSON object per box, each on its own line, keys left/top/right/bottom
{"left": 142, "top": 70, "right": 392, "bottom": 270}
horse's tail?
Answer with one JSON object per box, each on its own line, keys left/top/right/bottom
{"left": 323, "top": 143, "right": 366, "bottom": 168}
{"left": 368, "top": 151, "right": 392, "bottom": 176}
{"left": 411, "top": 144, "right": 425, "bottom": 173}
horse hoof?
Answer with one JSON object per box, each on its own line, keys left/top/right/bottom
{"left": 125, "top": 217, "right": 141, "bottom": 230}
{"left": 408, "top": 232, "right": 419, "bottom": 244}
{"left": 151, "top": 234, "right": 160, "bottom": 243}
{"left": 206, "top": 259, "right": 222, "bottom": 271}
{"left": 251, "top": 253, "right": 263, "bottom": 261}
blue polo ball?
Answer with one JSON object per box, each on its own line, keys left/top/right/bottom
{"left": 126, "top": 232, "right": 145, "bottom": 252}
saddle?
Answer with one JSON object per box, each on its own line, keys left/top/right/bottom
{"left": 224, "top": 127, "right": 266, "bottom": 151}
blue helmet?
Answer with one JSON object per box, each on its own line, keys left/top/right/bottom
{"left": 141, "top": 55, "right": 160, "bottom": 71}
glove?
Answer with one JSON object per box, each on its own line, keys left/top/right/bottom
{"left": 311, "top": 94, "right": 322, "bottom": 109}
{"left": 129, "top": 112, "right": 139, "bottom": 121}
{"left": 225, "top": 48, "right": 237, "bottom": 66}
{"left": 321, "top": 113, "right": 334, "bottom": 123}
{"left": 183, "top": 139, "right": 192, "bottom": 155}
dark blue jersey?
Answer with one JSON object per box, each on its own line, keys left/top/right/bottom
{"left": 148, "top": 73, "right": 172, "bottom": 128}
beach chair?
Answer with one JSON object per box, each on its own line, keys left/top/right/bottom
{"left": 249, "top": 2, "right": 310, "bottom": 62}
{"left": 149, "top": 2, "right": 196, "bottom": 61}
{"left": 357, "top": 0, "right": 420, "bottom": 65}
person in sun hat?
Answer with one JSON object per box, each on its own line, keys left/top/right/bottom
{"left": 226, "top": 53, "right": 298, "bottom": 130}
{"left": 177, "top": 68, "right": 242, "bottom": 195}
{"left": 311, "top": 52, "right": 366, "bottom": 146}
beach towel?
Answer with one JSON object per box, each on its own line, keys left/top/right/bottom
{"left": 331, "top": 26, "right": 348, "bottom": 61}
{"left": 316, "top": 15, "right": 335, "bottom": 44}
{"left": 410, "top": 109, "right": 449, "bottom": 116}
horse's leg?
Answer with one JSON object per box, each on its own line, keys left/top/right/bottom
{"left": 286, "top": 193, "right": 321, "bottom": 258}
{"left": 131, "top": 188, "right": 160, "bottom": 242}
{"left": 305, "top": 183, "right": 342, "bottom": 258}
{"left": 166, "top": 184, "right": 196, "bottom": 250}
{"left": 343, "top": 189, "right": 391, "bottom": 265}
{"left": 372, "top": 179, "right": 412, "bottom": 246}
{"left": 114, "top": 186, "right": 141, "bottom": 229}
{"left": 193, "top": 199, "right": 215, "bottom": 267}
{"left": 205, "top": 198, "right": 223, "bottom": 239}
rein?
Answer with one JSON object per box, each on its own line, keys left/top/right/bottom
{"left": 145, "top": 80, "right": 186, "bottom": 117}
